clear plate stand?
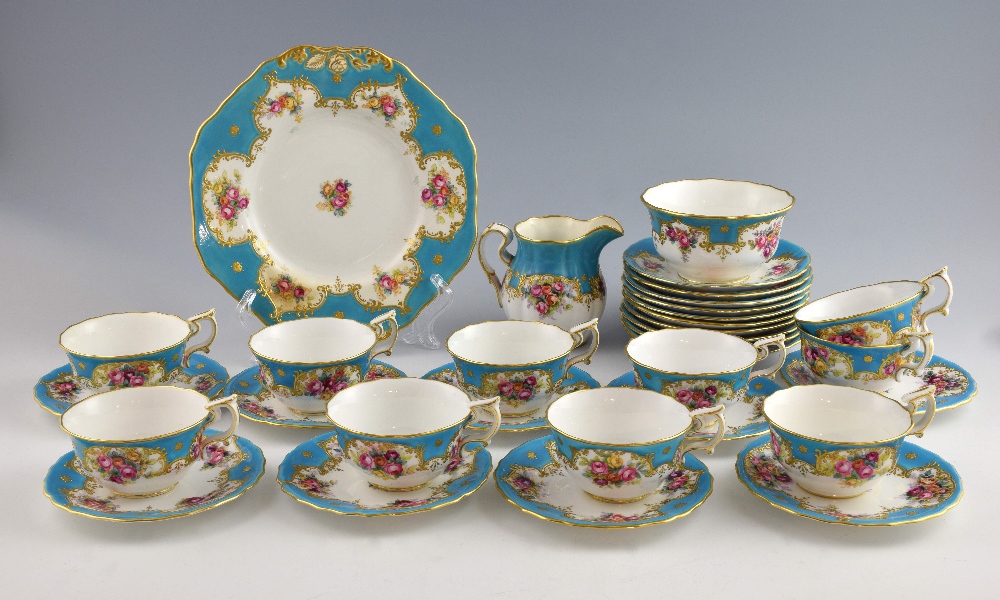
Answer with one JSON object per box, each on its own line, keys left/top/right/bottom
{"left": 233, "top": 273, "right": 453, "bottom": 350}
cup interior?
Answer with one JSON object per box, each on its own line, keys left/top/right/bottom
{"left": 327, "top": 379, "right": 471, "bottom": 435}
{"left": 642, "top": 179, "right": 794, "bottom": 217}
{"left": 548, "top": 388, "right": 692, "bottom": 445}
{"left": 62, "top": 386, "right": 208, "bottom": 441}
{"left": 795, "top": 281, "right": 924, "bottom": 323}
{"left": 514, "top": 216, "right": 622, "bottom": 242}
{"left": 60, "top": 312, "right": 190, "bottom": 357}
{"left": 249, "top": 318, "right": 375, "bottom": 363}
{"left": 627, "top": 329, "right": 757, "bottom": 374}
{"left": 764, "top": 385, "right": 912, "bottom": 442}
{"left": 448, "top": 321, "right": 572, "bottom": 365}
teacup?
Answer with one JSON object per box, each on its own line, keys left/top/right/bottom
{"left": 641, "top": 179, "right": 795, "bottom": 283}
{"left": 547, "top": 388, "right": 724, "bottom": 503}
{"left": 763, "top": 384, "right": 936, "bottom": 498}
{"left": 249, "top": 311, "right": 397, "bottom": 415}
{"left": 626, "top": 328, "right": 785, "bottom": 411}
{"left": 446, "top": 319, "right": 599, "bottom": 418}
{"left": 59, "top": 310, "right": 218, "bottom": 391}
{"left": 327, "top": 378, "right": 501, "bottom": 491}
{"left": 799, "top": 328, "right": 934, "bottom": 393}
{"left": 795, "top": 268, "right": 952, "bottom": 347}
{"left": 60, "top": 386, "right": 239, "bottom": 497}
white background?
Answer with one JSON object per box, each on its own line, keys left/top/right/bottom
{"left": 1, "top": 2, "right": 997, "bottom": 598}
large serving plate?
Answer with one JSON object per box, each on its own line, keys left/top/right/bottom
{"left": 191, "top": 46, "right": 477, "bottom": 327}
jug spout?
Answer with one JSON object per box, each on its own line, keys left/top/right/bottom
{"left": 583, "top": 216, "right": 625, "bottom": 253}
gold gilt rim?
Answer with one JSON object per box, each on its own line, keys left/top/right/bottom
{"left": 513, "top": 215, "right": 623, "bottom": 244}
{"left": 277, "top": 448, "right": 489, "bottom": 517}
{"left": 625, "top": 276, "right": 812, "bottom": 308}
{"left": 620, "top": 310, "right": 799, "bottom": 347}
{"left": 626, "top": 263, "right": 812, "bottom": 297}
{"left": 734, "top": 440, "right": 963, "bottom": 527}
{"left": 188, "top": 45, "right": 478, "bottom": 330}
{"left": 546, "top": 391, "right": 698, "bottom": 447}
{"left": 795, "top": 280, "right": 928, "bottom": 325}
{"left": 623, "top": 291, "right": 803, "bottom": 327}
{"left": 247, "top": 317, "right": 379, "bottom": 366}
{"left": 493, "top": 465, "right": 713, "bottom": 529}
{"left": 58, "top": 311, "right": 193, "bottom": 359}
{"left": 622, "top": 301, "right": 797, "bottom": 333}
{"left": 327, "top": 379, "right": 474, "bottom": 438}
{"left": 623, "top": 276, "right": 810, "bottom": 313}
{"left": 797, "top": 326, "right": 925, "bottom": 350}
{"left": 43, "top": 445, "right": 266, "bottom": 523}
{"left": 640, "top": 178, "right": 796, "bottom": 220}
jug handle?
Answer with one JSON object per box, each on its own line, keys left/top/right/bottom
{"left": 478, "top": 223, "right": 514, "bottom": 307}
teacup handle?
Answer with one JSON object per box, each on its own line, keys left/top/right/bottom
{"left": 916, "top": 267, "right": 953, "bottom": 331}
{"left": 749, "top": 334, "right": 786, "bottom": 379}
{"left": 895, "top": 330, "right": 934, "bottom": 382}
{"left": 676, "top": 404, "right": 726, "bottom": 457}
{"left": 563, "top": 319, "right": 599, "bottom": 376}
{"left": 900, "top": 386, "right": 936, "bottom": 438}
{"left": 459, "top": 395, "right": 502, "bottom": 452}
{"left": 368, "top": 310, "right": 398, "bottom": 359}
{"left": 182, "top": 309, "right": 218, "bottom": 367}
{"left": 477, "top": 223, "right": 515, "bottom": 307}
{"left": 198, "top": 394, "right": 240, "bottom": 456}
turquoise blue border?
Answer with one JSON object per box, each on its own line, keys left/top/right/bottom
{"left": 190, "top": 47, "right": 477, "bottom": 327}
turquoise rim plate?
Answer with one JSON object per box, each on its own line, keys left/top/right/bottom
{"left": 420, "top": 364, "right": 600, "bottom": 432}
{"left": 277, "top": 432, "right": 490, "bottom": 516}
{"left": 495, "top": 435, "right": 713, "bottom": 528}
{"left": 190, "top": 45, "right": 477, "bottom": 328}
{"left": 43, "top": 433, "right": 265, "bottom": 522}
{"left": 223, "top": 360, "right": 406, "bottom": 428}
{"left": 736, "top": 437, "right": 962, "bottom": 526}
{"left": 34, "top": 353, "right": 229, "bottom": 416}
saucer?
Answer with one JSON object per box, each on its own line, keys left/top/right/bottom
{"left": 736, "top": 437, "right": 962, "bottom": 526}
{"left": 43, "top": 433, "right": 265, "bottom": 522}
{"left": 623, "top": 237, "right": 810, "bottom": 291}
{"left": 608, "top": 372, "right": 781, "bottom": 440}
{"left": 494, "top": 435, "right": 712, "bottom": 528}
{"left": 277, "top": 432, "right": 491, "bottom": 516}
{"left": 420, "top": 365, "right": 600, "bottom": 432}
{"left": 34, "top": 353, "right": 229, "bottom": 416}
{"left": 223, "top": 361, "right": 406, "bottom": 428}
{"left": 779, "top": 349, "right": 977, "bottom": 412}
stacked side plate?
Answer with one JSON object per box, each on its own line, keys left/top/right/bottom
{"left": 620, "top": 238, "right": 811, "bottom": 347}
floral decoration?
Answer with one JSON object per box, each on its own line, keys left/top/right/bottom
{"left": 904, "top": 468, "right": 955, "bottom": 505}
{"left": 362, "top": 92, "right": 402, "bottom": 122}
{"left": 261, "top": 88, "right": 304, "bottom": 122}
{"left": 271, "top": 274, "right": 309, "bottom": 305}
{"left": 661, "top": 379, "right": 732, "bottom": 409}
{"left": 749, "top": 219, "right": 782, "bottom": 259}
{"left": 301, "top": 367, "right": 354, "bottom": 400}
{"left": 575, "top": 449, "right": 651, "bottom": 488}
{"left": 658, "top": 223, "right": 702, "bottom": 262}
{"left": 420, "top": 165, "right": 464, "bottom": 224}
{"left": 317, "top": 178, "right": 353, "bottom": 216}
{"left": 351, "top": 442, "right": 414, "bottom": 480}
{"left": 206, "top": 170, "right": 250, "bottom": 230}
{"left": 921, "top": 366, "right": 966, "bottom": 396}
{"left": 372, "top": 265, "right": 418, "bottom": 300}
{"left": 522, "top": 277, "right": 575, "bottom": 318}
{"left": 46, "top": 374, "right": 81, "bottom": 401}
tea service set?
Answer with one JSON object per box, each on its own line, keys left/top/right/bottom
{"left": 36, "top": 44, "right": 975, "bottom": 528}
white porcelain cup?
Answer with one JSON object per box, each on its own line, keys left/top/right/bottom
{"left": 327, "top": 378, "right": 501, "bottom": 491}
{"left": 60, "top": 386, "right": 239, "bottom": 498}
{"left": 446, "top": 319, "right": 599, "bottom": 418}
{"left": 626, "top": 328, "right": 785, "bottom": 411}
{"left": 763, "top": 384, "right": 936, "bottom": 498}
{"left": 60, "top": 310, "right": 218, "bottom": 388}
{"left": 249, "top": 312, "right": 398, "bottom": 414}
{"left": 547, "top": 387, "right": 724, "bottom": 503}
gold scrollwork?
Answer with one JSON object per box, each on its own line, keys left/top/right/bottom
{"left": 278, "top": 45, "right": 394, "bottom": 82}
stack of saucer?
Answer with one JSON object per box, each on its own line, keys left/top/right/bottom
{"left": 621, "top": 179, "right": 811, "bottom": 348}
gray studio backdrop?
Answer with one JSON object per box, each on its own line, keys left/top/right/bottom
{"left": 1, "top": 2, "right": 997, "bottom": 598}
